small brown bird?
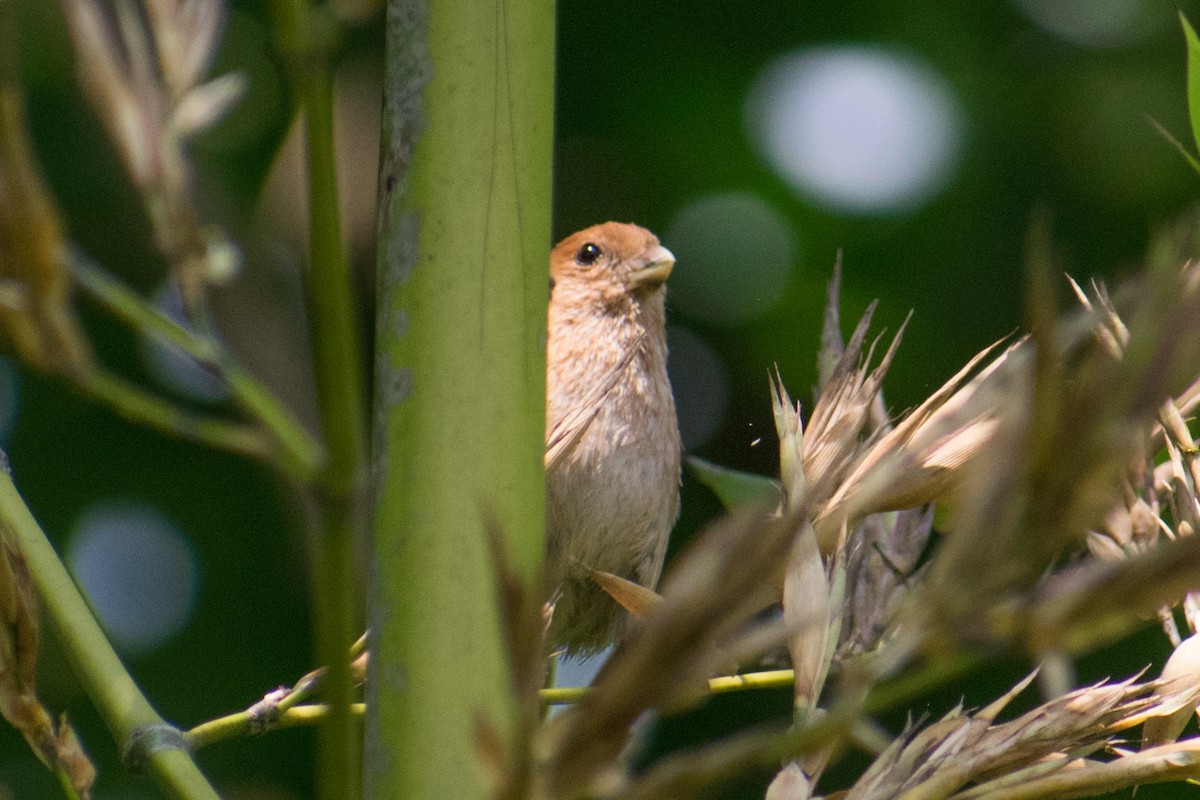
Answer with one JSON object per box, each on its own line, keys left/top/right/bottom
{"left": 545, "top": 222, "right": 682, "bottom": 655}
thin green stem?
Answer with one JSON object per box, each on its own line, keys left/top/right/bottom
{"left": 76, "top": 369, "right": 275, "bottom": 461}
{"left": 267, "top": 2, "right": 366, "bottom": 799}
{"left": 0, "top": 472, "right": 219, "bottom": 799}
{"left": 54, "top": 768, "right": 83, "bottom": 800}
{"left": 185, "top": 667, "right": 798, "bottom": 752}
{"left": 69, "top": 254, "right": 324, "bottom": 481}
{"left": 186, "top": 702, "right": 367, "bottom": 751}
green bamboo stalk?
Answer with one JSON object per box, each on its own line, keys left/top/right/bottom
{"left": 367, "top": 1, "right": 554, "bottom": 797}
{"left": 0, "top": 470, "right": 220, "bottom": 799}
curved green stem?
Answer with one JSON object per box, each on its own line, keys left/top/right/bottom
{"left": 69, "top": 254, "right": 324, "bottom": 481}
{"left": 0, "top": 471, "right": 219, "bottom": 799}
{"left": 76, "top": 369, "right": 275, "bottom": 460}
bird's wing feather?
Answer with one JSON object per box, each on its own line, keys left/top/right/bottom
{"left": 545, "top": 332, "right": 647, "bottom": 471}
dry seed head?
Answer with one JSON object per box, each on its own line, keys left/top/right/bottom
{"left": 771, "top": 372, "right": 806, "bottom": 513}
{"left": 62, "top": 0, "right": 244, "bottom": 300}
{"left": 143, "top": 0, "right": 227, "bottom": 100}
{"left": 846, "top": 676, "right": 1181, "bottom": 800}
{"left": 838, "top": 505, "right": 934, "bottom": 657}
{"left": 803, "top": 307, "right": 906, "bottom": 514}
{"left": 813, "top": 338, "right": 1024, "bottom": 551}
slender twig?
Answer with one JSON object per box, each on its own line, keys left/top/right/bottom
{"left": 0, "top": 469, "right": 220, "bottom": 799}
{"left": 69, "top": 253, "right": 324, "bottom": 481}
{"left": 186, "top": 702, "right": 367, "bottom": 751}
{"left": 187, "top": 667, "right": 797, "bottom": 752}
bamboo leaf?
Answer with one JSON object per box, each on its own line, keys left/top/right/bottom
{"left": 1182, "top": 12, "right": 1200, "bottom": 156}
{"left": 688, "top": 456, "right": 781, "bottom": 510}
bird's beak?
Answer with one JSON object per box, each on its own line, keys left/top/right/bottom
{"left": 629, "top": 245, "right": 676, "bottom": 290}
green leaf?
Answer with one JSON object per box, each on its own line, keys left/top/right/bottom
{"left": 1181, "top": 11, "right": 1200, "bottom": 157}
{"left": 1148, "top": 115, "right": 1200, "bottom": 176}
{"left": 687, "top": 456, "right": 781, "bottom": 510}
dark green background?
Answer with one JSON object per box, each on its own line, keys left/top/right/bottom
{"left": 5, "top": 1, "right": 1200, "bottom": 797}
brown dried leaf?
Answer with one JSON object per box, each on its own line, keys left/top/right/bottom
{"left": 0, "top": 536, "right": 39, "bottom": 729}
{"left": 1025, "top": 531, "right": 1200, "bottom": 655}
{"left": 0, "top": 16, "right": 91, "bottom": 375}
{"left": 589, "top": 570, "right": 662, "bottom": 620}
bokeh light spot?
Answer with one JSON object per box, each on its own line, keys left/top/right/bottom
{"left": 745, "top": 46, "right": 963, "bottom": 214}
{"left": 666, "top": 192, "right": 797, "bottom": 325}
{"left": 1012, "top": 0, "right": 1160, "bottom": 48}
{"left": 68, "top": 501, "right": 201, "bottom": 656}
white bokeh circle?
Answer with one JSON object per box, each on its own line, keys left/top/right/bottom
{"left": 746, "top": 46, "right": 964, "bottom": 214}
{"left": 68, "top": 501, "right": 201, "bottom": 656}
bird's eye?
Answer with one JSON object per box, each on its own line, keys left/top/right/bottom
{"left": 574, "top": 242, "right": 602, "bottom": 266}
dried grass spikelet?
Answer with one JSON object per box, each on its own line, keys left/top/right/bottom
{"left": 929, "top": 229, "right": 1200, "bottom": 657}
{"left": 61, "top": 0, "right": 244, "bottom": 305}
{"left": 812, "top": 336, "right": 1024, "bottom": 554}
{"left": 0, "top": 9, "right": 90, "bottom": 375}
{"left": 772, "top": 366, "right": 842, "bottom": 783}
{"left": 1159, "top": 399, "right": 1200, "bottom": 542}
{"left": 809, "top": 268, "right": 939, "bottom": 658}
{"left": 846, "top": 674, "right": 1193, "bottom": 800}
{"left": 1086, "top": 483, "right": 1163, "bottom": 563}
{"left": 797, "top": 304, "right": 906, "bottom": 515}
{"left": 0, "top": 533, "right": 95, "bottom": 797}
{"left": 544, "top": 506, "right": 803, "bottom": 798}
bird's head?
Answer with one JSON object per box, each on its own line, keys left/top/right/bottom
{"left": 550, "top": 222, "right": 675, "bottom": 308}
